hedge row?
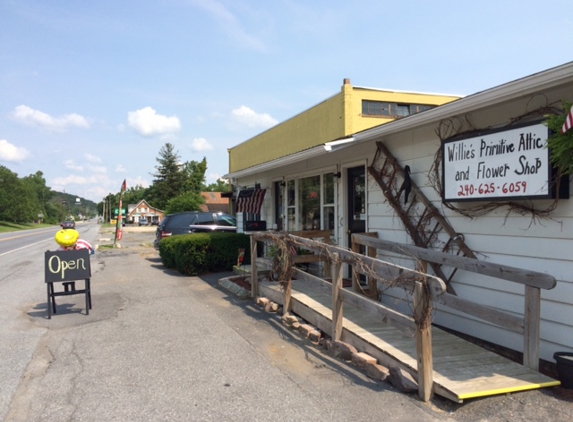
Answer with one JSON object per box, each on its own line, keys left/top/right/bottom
{"left": 158, "top": 232, "right": 252, "bottom": 276}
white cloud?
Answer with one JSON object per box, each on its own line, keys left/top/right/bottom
{"left": 190, "top": 137, "right": 213, "bottom": 152}
{"left": 127, "top": 107, "right": 181, "bottom": 137}
{"left": 231, "top": 105, "right": 278, "bottom": 128}
{"left": 87, "top": 165, "right": 107, "bottom": 174}
{"left": 189, "top": 0, "right": 266, "bottom": 51}
{"left": 64, "top": 159, "right": 83, "bottom": 171}
{"left": 52, "top": 174, "right": 91, "bottom": 186}
{"left": 206, "top": 171, "right": 226, "bottom": 184}
{"left": 84, "top": 153, "right": 102, "bottom": 163}
{"left": 127, "top": 176, "right": 150, "bottom": 189}
{"left": 116, "top": 164, "right": 127, "bottom": 173}
{"left": 11, "top": 105, "right": 90, "bottom": 131}
{"left": 0, "top": 139, "right": 30, "bottom": 162}
{"left": 63, "top": 156, "right": 106, "bottom": 174}
{"left": 49, "top": 172, "right": 149, "bottom": 203}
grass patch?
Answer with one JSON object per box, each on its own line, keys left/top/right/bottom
{"left": 98, "top": 243, "right": 126, "bottom": 249}
{"left": 0, "top": 221, "right": 56, "bottom": 233}
{"left": 98, "top": 244, "right": 114, "bottom": 249}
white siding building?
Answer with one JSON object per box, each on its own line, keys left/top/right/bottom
{"left": 225, "top": 62, "right": 573, "bottom": 363}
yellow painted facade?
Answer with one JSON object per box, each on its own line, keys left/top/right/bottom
{"left": 228, "top": 80, "right": 460, "bottom": 173}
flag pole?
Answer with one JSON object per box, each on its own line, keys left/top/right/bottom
{"left": 562, "top": 105, "right": 573, "bottom": 134}
{"left": 114, "top": 180, "right": 127, "bottom": 247}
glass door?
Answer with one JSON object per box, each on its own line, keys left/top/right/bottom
{"left": 346, "top": 166, "right": 366, "bottom": 278}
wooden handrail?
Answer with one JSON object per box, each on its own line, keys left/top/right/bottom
{"left": 288, "top": 234, "right": 447, "bottom": 297}
{"left": 251, "top": 232, "right": 441, "bottom": 402}
{"left": 351, "top": 233, "right": 557, "bottom": 371}
{"left": 352, "top": 234, "right": 556, "bottom": 289}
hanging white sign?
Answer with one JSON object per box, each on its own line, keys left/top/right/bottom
{"left": 442, "top": 122, "right": 552, "bottom": 202}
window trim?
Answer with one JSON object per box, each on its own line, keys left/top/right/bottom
{"left": 362, "top": 100, "right": 435, "bottom": 118}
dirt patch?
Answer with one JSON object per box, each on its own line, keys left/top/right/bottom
{"left": 227, "top": 276, "right": 251, "bottom": 291}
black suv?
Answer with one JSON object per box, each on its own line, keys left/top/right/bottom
{"left": 154, "top": 211, "right": 237, "bottom": 249}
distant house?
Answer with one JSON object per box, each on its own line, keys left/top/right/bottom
{"left": 200, "top": 192, "right": 230, "bottom": 213}
{"left": 127, "top": 200, "right": 165, "bottom": 224}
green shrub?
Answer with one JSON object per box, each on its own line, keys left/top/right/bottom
{"left": 158, "top": 235, "right": 179, "bottom": 268}
{"left": 159, "top": 232, "right": 251, "bottom": 276}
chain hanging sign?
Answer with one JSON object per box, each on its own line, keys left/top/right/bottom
{"left": 441, "top": 120, "right": 556, "bottom": 202}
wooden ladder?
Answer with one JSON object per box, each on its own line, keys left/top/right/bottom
{"left": 368, "top": 141, "right": 477, "bottom": 294}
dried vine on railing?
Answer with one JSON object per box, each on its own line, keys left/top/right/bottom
{"left": 258, "top": 232, "right": 433, "bottom": 330}
{"left": 414, "top": 277, "right": 433, "bottom": 330}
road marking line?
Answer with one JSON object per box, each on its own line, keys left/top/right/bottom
{"left": 0, "top": 238, "right": 53, "bottom": 257}
{"left": 0, "top": 228, "right": 56, "bottom": 242}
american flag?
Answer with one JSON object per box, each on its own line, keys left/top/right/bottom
{"left": 236, "top": 188, "right": 266, "bottom": 214}
{"left": 563, "top": 105, "right": 573, "bottom": 134}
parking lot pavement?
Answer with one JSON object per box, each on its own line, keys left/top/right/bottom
{"left": 6, "top": 228, "right": 447, "bottom": 422}
{"left": 6, "top": 227, "right": 572, "bottom": 421}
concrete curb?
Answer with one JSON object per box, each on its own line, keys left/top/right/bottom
{"left": 218, "top": 276, "right": 251, "bottom": 299}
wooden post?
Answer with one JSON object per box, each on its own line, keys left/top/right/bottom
{"left": 351, "top": 239, "right": 360, "bottom": 293}
{"left": 523, "top": 285, "right": 541, "bottom": 371}
{"left": 250, "top": 236, "right": 258, "bottom": 298}
{"left": 414, "top": 280, "right": 433, "bottom": 403}
{"left": 283, "top": 239, "right": 293, "bottom": 316}
{"left": 283, "top": 278, "right": 292, "bottom": 316}
{"left": 366, "top": 243, "right": 377, "bottom": 298}
{"left": 331, "top": 253, "right": 343, "bottom": 341}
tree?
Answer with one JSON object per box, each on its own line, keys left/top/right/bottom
{"left": 45, "top": 201, "right": 66, "bottom": 224}
{"left": 164, "top": 192, "right": 205, "bottom": 214}
{"left": 122, "top": 184, "right": 149, "bottom": 208}
{"left": 148, "top": 144, "right": 209, "bottom": 210}
{"left": 0, "top": 166, "right": 37, "bottom": 223}
{"left": 546, "top": 101, "right": 573, "bottom": 175}
{"left": 22, "top": 171, "right": 54, "bottom": 221}
{"left": 182, "top": 157, "right": 207, "bottom": 193}
{"left": 204, "top": 178, "right": 230, "bottom": 192}
{"left": 149, "top": 143, "right": 186, "bottom": 209}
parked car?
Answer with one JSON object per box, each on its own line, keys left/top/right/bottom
{"left": 154, "top": 211, "right": 237, "bottom": 249}
{"left": 151, "top": 220, "right": 159, "bottom": 226}
{"left": 61, "top": 221, "right": 75, "bottom": 229}
{"left": 139, "top": 218, "right": 149, "bottom": 226}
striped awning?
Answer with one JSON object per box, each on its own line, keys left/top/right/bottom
{"left": 236, "top": 189, "right": 266, "bottom": 214}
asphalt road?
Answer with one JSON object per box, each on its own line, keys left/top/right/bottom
{"left": 1, "top": 225, "right": 572, "bottom": 421}
{"left": 0, "top": 222, "right": 101, "bottom": 415}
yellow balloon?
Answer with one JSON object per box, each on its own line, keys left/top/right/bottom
{"left": 55, "top": 229, "right": 79, "bottom": 247}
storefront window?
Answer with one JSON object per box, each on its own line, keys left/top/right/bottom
{"left": 284, "top": 172, "right": 336, "bottom": 233}
{"left": 323, "top": 173, "right": 335, "bottom": 234}
{"left": 287, "top": 180, "right": 296, "bottom": 230}
{"left": 299, "top": 175, "right": 321, "bottom": 230}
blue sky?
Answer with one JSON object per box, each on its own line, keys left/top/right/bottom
{"left": 1, "top": 0, "right": 572, "bottom": 203}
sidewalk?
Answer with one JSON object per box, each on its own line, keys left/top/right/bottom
{"left": 7, "top": 228, "right": 447, "bottom": 422}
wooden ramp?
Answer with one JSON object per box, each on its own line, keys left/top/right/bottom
{"left": 259, "top": 279, "right": 560, "bottom": 403}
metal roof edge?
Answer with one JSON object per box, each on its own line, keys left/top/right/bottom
{"left": 225, "top": 62, "right": 573, "bottom": 179}
{"left": 223, "top": 145, "right": 330, "bottom": 180}
{"left": 353, "top": 61, "right": 573, "bottom": 143}
{"left": 352, "top": 85, "right": 464, "bottom": 98}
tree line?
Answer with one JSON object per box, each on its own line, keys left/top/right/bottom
{"left": 0, "top": 166, "right": 70, "bottom": 224}
{"left": 0, "top": 143, "right": 229, "bottom": 225}
{"left": 99, "top": 143, "right": 229, "bottom": 221}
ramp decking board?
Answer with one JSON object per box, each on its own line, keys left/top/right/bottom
{"left": 259, "top": 279, "right": 560, "bottom": 402}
